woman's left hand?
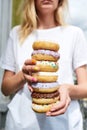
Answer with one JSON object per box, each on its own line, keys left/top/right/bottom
{"left": 46, "top": 84, "right": 71, "bottom": 116}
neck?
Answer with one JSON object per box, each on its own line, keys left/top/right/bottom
{"left": 37, "top": 14, "right": 57, "bottom": 29}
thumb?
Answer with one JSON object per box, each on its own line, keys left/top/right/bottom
{"left": 28, "top": 83, "right": 33, "bottom": 92}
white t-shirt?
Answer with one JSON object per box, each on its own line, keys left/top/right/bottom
{"left": 0, "top": 25, "right": 87, "bottom": 130}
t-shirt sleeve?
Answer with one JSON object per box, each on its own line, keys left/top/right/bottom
{"left": 73, "top": 28, "right": 87, "bottom": 70}
{"left": 0, "top": 30, "right": 16, "bottom": 72}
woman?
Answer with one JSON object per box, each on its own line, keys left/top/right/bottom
{"left": 0, "top": 0, "right": 87, "bottom": 130}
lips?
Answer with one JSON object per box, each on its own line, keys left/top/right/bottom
{"left": 41, "top": 0, "right": 53, "bottom": 4}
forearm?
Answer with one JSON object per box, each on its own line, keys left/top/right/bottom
{"left": 1, "top": 71, "right": 26, "bottom": 96}
{"left": 68, "top": 83, "right": 87, "bottom": 99}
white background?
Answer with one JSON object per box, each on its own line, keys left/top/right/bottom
{"left": 67, "top": 0, "right": 87, "bottom": 39}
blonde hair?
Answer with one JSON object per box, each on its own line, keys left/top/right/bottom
{"left": 19, "top": 0, "right": 68, "bottom": 43}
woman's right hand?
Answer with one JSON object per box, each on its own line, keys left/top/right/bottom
{"left": 22, "top": 59, "right": 39, "bottom": 91}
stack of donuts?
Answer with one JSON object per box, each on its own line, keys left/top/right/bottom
{"left": 31, "top": 41, "right": 60, "bottom": 113}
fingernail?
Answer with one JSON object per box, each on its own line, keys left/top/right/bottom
{"left": 34, "top": 66, "right": 39, "bottom": 71}
{"left": 46, "top": 112, "right": 51, "bottom": 116}
{"left": 31, "top": 59, "right": 36, "bottom": 64}
{"left": 50, "top": 107, "right": 55, "bottom": 111}
{"left": 50, "top": 109, "right": 55, "bottom": 112}
{"left": 32, "top": 77, "right": 37, "bottom": 82}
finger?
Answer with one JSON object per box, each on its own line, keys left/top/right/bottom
{"left": 50, "top": 90, "right": 67, "bottom": 112}
{"left": 46, "top": 104, "right": 67, "bottom": 116}
{"left": 24, "top": 59, "right": 36, "bottom": 65}
{"left": 24, "top": 74, "right": 37, "bottom": 82}
{"left": 46, "top": 97, "right": 70, "bottom": 116}
{"left": 50, "top": 99, "right": 70, "bottom": 116}
{"left": 28, "top": 83, "right": 33, "bottom": 92}
{"left": 22, "top": 65, "right": 39, "bottom": 73}
{"left": 50, "top": 100, "right": 66, "bottom": 112}
{"left": 50, "top": 89, "right": 71, "bottom": 112}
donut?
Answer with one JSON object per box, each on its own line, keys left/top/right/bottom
{"left": 31, "top": 90, "right": 59, "bottom": 104}
{"left": 32, "top": 82, "right": 59, "bottom": 93}
{"left": 36, "top": 61, "right": 58, "bottom": 72}
{"left": 32, "top": 72, "right": 58, "bottom": 82}
{"left": 32, "top": 101, "right": 59, "bottom": 113}
{"left": 32, "top": 86, "right": 59, "bottom": 93}
{"left": 33, "top": 41, "right": 60, "bottom": 51}
{"left": 31, "top": 50, "right": 60, "bottom": 62}
{"left": 31, "top": 89, "right": 59, "bottom": 98}
{"left": 32, "top": 97, "right": 59, "bottom": 105}
{"left": 32, "top": 75, "right": 58, "bottom": 82}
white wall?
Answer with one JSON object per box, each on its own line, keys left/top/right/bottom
{"left": 67, "top": 0, "right": 87, "bottom": 39}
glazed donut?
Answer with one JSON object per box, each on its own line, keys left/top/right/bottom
{"left": 32, "top": 101, "right": 59, "bottom": 113}
{"left": 32, "top": 72, "right": 58, "bottom": 82}
{"left": 32, "top": 86, "right": 59, "bottom": 93}
{"left": 32, "top": 49, "right": 60, "bottom": 62}
{"left": 31, "top": 89, "right": 59, "bottom": 98}
{"left": 31, "top": 90, "right": 59, "bottom": 104}
{"left": 32, "top": 97, "right": 59, "bottom": 104}
{"left": 36, "top": 61, "right": 58, "bottom": 72}
{"left": 33, "top": 41, "right": 60, "bottom": 51}
{"left": 32, "top": 75, "right": 58, "bottom": 82}
{"left": 32, "top": 82, "right": 59, "bottom": 93}
{"left": 32, "top": 54, "right": 59, "bottom": 62}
